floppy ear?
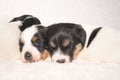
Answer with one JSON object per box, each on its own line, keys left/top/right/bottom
{"left": 10, "top": 15, "right": 41, "bottom": 32}
{"left": 38, "top": 26, "right": 48, "bottom": 38}
{"left": 19, "top": 17, "right": 41, "bottom": 31}
{"left": 72, "top": 24, "right": 86, "bottom": 47}
{"left": 38, "top": 26, "right": 48, "bottom": 49}
{"left": 9, "top": 15, "right": 33, "bottom": 22}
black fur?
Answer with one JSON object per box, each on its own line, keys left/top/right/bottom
{"left": 19, "top": 39, "right": 24, "bottom": 52}
{"left": 10, "top": 15, "right": 41, "bottom": 31}
{"left": 10, "top": 15, "right": 49, "bottom": 62}
{"left": 10, "top": 15, "right": 33, "bottom": 22}
{"left": 20, "top": 17, "right": 41, "bottom": 31}
{"left": 87, "top": 27, "right": 102, "bottom": 47}
{"left": 31, "top": 26, "right": 48, "bottom": 52}
{"left": 47, "top": 23, "right": 86, "bottom": 61}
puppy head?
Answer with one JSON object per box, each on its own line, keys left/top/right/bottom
{"left": 47, "top": 23, "right": 86, "bottom": 63}
{"left": 10, "top": 15, "right": 49, "bottom": 63}
{"left": 10, "top": 15, "right": 41, "bottom": 31}
{"left": 19, "top": 25, "right": 49, "bottom": 63}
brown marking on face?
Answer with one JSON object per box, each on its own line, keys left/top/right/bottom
{"left": 50, "top": 41, "right": 56, "bottom": 48}
{"left": 63, "top": 39, "right": 70, "bottom": 47}
{"left": 20, "top": 37, "right": 24, "bottom": 43}
{"left": 73, "top": 43, "right": 82, "bottom": 59}
{"left": 31, "top": 36, "right": 38, "bottom": 42}
{"left": 40, "top": 50, "right": 50, "bottom": 60}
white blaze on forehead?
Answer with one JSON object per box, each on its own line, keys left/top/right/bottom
{"left": 20, "top": 25, "right": 38, "bottom": 44}
{"left": 20, "top": 25, "right": 41, "bottom": 62}
{"left": 52, "top": 48, "right": 61, "bottom": 59}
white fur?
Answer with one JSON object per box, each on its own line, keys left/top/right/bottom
{"left": 76, "top": 26, "right": 120, "bottom": 63}
{"left": 20, "top": 25, "right": 41, "bottom": 62}
{"left": 20, "top": 25, "right": 38, "bottom": 44}
{"left": 0, "top": 22, "right": 21, "bottom": 62}
{"left": 52, "top": 48, "right": 70, "bottom": 63}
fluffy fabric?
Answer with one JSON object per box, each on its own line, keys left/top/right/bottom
{"left": 0, "top": 23, "right": 120, "bottom": 80}
{"left": 0, "top": 60, "right": 120, "bottom": 80}
{"left": 0, "top": 22, "right": 20, "bottom": 62}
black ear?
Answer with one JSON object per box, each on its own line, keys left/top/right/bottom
{"left": 37, "top": 26, "right": 48, "bottom": 49}
{"left": 37, "top": 26, "right": 47, "bottom": 36}
{"left": 72, "top": 24, "right": 86, "bottom": 47}
{"left": 9, "top": 15, "right": 33, "bottom": 22}
{"left": 20, "top": 17, "right": 41, "bottom": 31}
{"left": 10, "top": 15, "right": 41, "bottom": 32}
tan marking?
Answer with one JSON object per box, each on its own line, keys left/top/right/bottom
{"left": 50, "top": 41, "right": 56, "bottom": 48}
{"left": 41, "top": 50, "right": 50, "bottom": 60}
{"left": 73, "top": 43, "right": 83, "bottom": 59}
{"left": 31, "top": 36, "right": 38, "bottom": 42}
{"left": 63, "top": 39, "right": 70, "bottom": 47}
{"left": 19, "top": 38, "right": 24, "bottom": 45}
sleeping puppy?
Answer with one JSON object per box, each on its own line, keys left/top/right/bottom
{"left": 47, "top": 23, "right": 86, "bottom": 63}
{"left": 47, "top": 23, "right": 120, "bottom": 64}
{"left": 10, "top": 15, "right": 49, "bottom": 63}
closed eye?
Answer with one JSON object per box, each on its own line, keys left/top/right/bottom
{"left": 64, "top": 42, "right": 73, "bottom": 50}
{"left": 32, "top": 37, "right": 43, "bottom": 47}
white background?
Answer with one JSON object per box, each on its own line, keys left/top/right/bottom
{"left": 0, "top": 0, "right": 120, "bottom": 29}
{"left": 0, "top": 1, "right": 120, "bottom": 80}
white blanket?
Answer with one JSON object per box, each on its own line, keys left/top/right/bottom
{"left": 0, "top": 60, "right": 120, "bottom": 80}
{"left": 0, "top": 23, "right": 120, "bottom": 80}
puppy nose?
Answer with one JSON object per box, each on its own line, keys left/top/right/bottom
{"left": 56, "top": 59, "right": 65, "bottom": 63}
{"left": 24, "top": 52, "right": 32, "bottom": 60}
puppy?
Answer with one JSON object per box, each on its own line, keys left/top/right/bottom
{"left": 10, "top": 15, "right": 49, "bottom": 63}
{"left": 47, "top": 23, "right": 86, "bottom": 63}
{"left": 47, "top": 23, "right": 120, "bottom": 64}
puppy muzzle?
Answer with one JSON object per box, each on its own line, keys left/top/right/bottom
{"left": 21, "top": 46, "right": 41, "bottom": 63}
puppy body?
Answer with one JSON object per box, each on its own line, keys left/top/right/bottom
{"left": 47, "top": 23, "right": 120, "bottom": 63}
{"left": 76, "top": 25, "right": 120, "bottom": 63}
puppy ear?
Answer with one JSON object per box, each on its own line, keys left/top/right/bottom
{"left": 72, "top": 24, "right": 86, "bottom": 47}
{"left": 38, "top": 26, "right": 48, "bottom": 49}
{"left": 10, "top": 15, "right": 41, "bottom": 32}
{"left": 9, "top": 15, "right": 33, "bottom": 22}
{"left": 38, "top": 26, "right": 47, "bottom": 37}
{"left": 20, "top": 17, "right": 41, "bottom": 31}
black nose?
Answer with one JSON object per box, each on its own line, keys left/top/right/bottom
{"left": 56, "top": 59, "right": 65, "bottom": 63}
{"left": 24, "top": 52, "right": 32, "bottom": 60}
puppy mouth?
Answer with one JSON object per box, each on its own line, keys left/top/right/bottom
{"left": 20, "top": 45, "right": 41, "bottom": 63}
{"left": 51, "top": 58, "right": 71, "bottom": 63}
